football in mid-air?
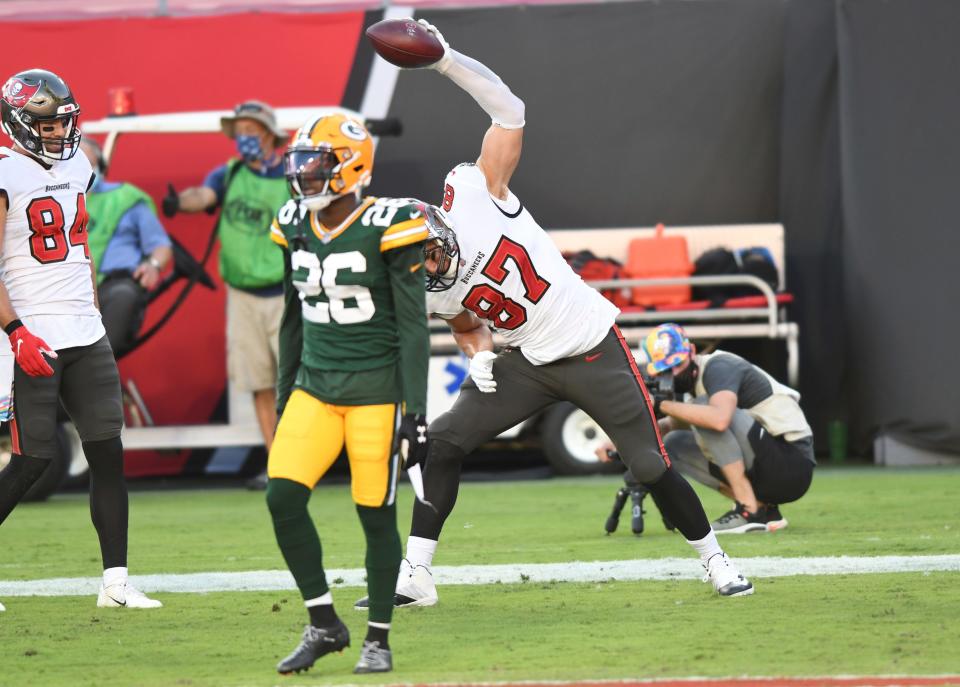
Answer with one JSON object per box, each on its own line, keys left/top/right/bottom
{"left": 365, "top": 18, "right": 445, "bottom": 68}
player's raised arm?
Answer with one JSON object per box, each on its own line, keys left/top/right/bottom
{"left": 418, "top": 21, "right": 525, "bottom": 199}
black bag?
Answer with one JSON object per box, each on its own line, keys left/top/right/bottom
{"left": 692, "top": 247, "right": 779, "bottom": 305}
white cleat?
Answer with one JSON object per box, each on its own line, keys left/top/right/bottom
{"left": 97, "top": 582, "right": 163, "bottom": 609}
{"left": 703, "top": 553, "right": 754, "bottom": 597}
{"left": 354, "top": 558, "right": 439, "bottom": 610}
{"left": 0, "top": 600, "right": 5, "bottom": 612}
{"left": 395, "top": 563, "right": 438, "bottom": 607}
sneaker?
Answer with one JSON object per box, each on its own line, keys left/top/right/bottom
{"left": 711, "top": 503, "right": 770, "bottom": 534}
{"left": 353, "top": 640, "right": 393, "bottom": 674}
{"left": 703, "top": 553, "right": 754, "bottom": 597}
{"left": 354, "top": 559, "right": 439, "bottom": 610}
{"left": 97, "top": 582, "right": 163, "bottom": 608}
{"left": 276, "top": 621, "right": 350, "bottom": 675}
{"left": 762, "top": 504, "right": 789, "bottom": 531}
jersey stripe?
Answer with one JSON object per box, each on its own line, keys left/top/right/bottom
{"left": 270, "top": 223, "right": 288, "bottom": 247}
{"left": 380, "top": 226, "right": 428, "bottom": 252}
{"left": 381, "top": 217, "right": 426, "bottom": 239}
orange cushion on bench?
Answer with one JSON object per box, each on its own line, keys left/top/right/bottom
{"left": 623, "top": 223, "right": 693, "bottom": 307}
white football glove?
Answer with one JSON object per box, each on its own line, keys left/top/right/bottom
{"left": 468, "top": 350, "right": 498, "bottom": 393}
{"left": 417, "top": 18, "right": 453, "bottom": 72}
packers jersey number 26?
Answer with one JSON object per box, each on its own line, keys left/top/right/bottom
{"left": 270, "top": 196, "right": 430, "bottom": 414}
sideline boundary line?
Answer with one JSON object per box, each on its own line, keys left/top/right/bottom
{"left": 1, "top": 554, "right": 958, "bottom": 597}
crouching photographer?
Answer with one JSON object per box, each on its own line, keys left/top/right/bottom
{"left": 599, "top": 323, "right": 815, "bottom": 534}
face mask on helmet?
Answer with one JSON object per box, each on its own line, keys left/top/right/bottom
{"left": 284, "top": 146, "right": 355, "bottom": 211}
{"left": 422, "top": 205, "right": 460, "bottom": 292}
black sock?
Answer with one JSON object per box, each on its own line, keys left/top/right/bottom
{"left": 0, "top": 454, "right": 51, "bottom": 525}
{"left": 308, "top": 604, "right": 339, "bottom": 628}
{"left": 365, "top": 623, "right": 390, "bottom": 649}
{"left": 84, "top": 437, "right": 128, "bottom": 568}
{"left": 643, "top": 468, "right": 711, "bottom": 541}
{"left": 410, "top": 439, "right": 464, "bottom": 540}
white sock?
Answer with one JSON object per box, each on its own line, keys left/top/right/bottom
{"left": 102, "top": 566, "right": 128, "bottom": 587}
{"left": 304, "top": 592, "right": 333, "bottom": 608}
{"left": 406, "top": 536, "right": 438, "bottom": 569}
{"left": 686, "top": 530, "right": 724, "bottom": 566}
{"left": 368, "top": 621, "right": 390, "bottom": 629}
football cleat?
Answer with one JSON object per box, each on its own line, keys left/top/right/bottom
{"left": 354, "top": 559, "right": 439, "bottom": 610}
{"left": 713, "top": 503, "right": 787, "bottom": 534}
{"left": 353, "top": 640, "right": 393, "bottom": 674}
{"left": 97, "top": 582, "right": 163, "bottom": 609}
{"left": 0, "top": 600, "right": 5, "bottom": 612}
{"left": 276, "top": 621, "right": 350, "bottom": 675}
{"left": 703, "top": 553, "right": 754, "bottom": 597}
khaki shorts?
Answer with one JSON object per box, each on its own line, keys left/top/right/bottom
{"left": 226, "top": 285, "right": 282, "bottom": 392}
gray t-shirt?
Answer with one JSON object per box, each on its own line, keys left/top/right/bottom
{"left": 695, "top": 351, "right": 813, "bottom": 442}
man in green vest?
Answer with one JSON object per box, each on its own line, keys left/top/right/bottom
{"left": 162, "top": 101, "right": 289, "bottom": 487}
{"left": 80, "top": 138, "right": 173, "bottom": 358}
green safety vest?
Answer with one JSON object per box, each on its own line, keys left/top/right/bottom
{"left": 85, "top": 182, "right": 157, "bottom": 283}
{"left": 217, "top": 160, "right": 288, "bottom": 289}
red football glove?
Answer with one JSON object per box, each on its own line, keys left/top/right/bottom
{"left": 6, "top": 320, "right": 56, "bottom": 377}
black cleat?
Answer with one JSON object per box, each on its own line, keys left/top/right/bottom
{"left": 276, "top": 621, "right": 350, "bottom": 675}
{"left": 353, "top": 640, "right": 393, "bottom": 674}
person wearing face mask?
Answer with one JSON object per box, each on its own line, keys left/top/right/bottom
{"left": 598, "top": 323, "right": 815, "bottom": 534}
{"left": 162, "top": 101, "right": 289, "bottom": 486}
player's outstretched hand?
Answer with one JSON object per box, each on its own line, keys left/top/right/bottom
{"left": 398, "top": 413, "right": 429, "bottom": 469}
{"left": 162, "top": 183, "right": 180, "bottom": 218}
{"left": 469, "top": 350, "right": 498, "bottom": 393}
{"left": 6, "top": 321, "right": 56, "bottom": 377}
{"left": 416, "top": 19, "right": 452, "bottom": 70}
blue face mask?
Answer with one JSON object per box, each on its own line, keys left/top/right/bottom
{"left": 236, "top": 134, "right": 264, "bottom": 162}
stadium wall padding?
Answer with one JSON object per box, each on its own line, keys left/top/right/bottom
{"left": 372, "top": 1, "right": 787, "bottom": 227}
{"left": 837, "top": 0, "right": 960, "bottom": 453}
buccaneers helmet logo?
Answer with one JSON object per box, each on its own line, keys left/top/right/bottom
{"left": 2, "top": 78, "right": 40, "bottom": 108}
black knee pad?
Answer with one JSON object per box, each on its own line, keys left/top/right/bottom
{"left": 20, "top": 416, "right": 59, "bottom": 460}
{"left": 265, "top": 477, "right": 310, "bottom": 520}
{"left": 626, "top": 448, "right": 669, "bottom": 484}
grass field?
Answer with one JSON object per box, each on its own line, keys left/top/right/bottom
{"left": 1, "top": 467, "right": 959, "bottom": 686}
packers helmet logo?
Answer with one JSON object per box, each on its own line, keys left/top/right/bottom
{"left": 340, "top": 120, "right": 368, "bottom": 141}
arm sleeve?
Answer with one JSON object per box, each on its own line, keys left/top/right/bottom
{"left": 129, "top": 203, "right": 172, "bottom": 255}
{"left": 202, "top": 164, "right": 229, "bottom": 206}
{"left": 275, "top": 249, "right": 303, "bottom": 416}
{"left": 384, "top": 243, "right": 430, "bottom": 416}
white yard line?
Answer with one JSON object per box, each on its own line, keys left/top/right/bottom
{"left": 1, "top": 554, "right": 958, "bottom": 598}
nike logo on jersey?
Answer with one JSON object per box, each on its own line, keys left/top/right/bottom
{"left": 585, "top": 352, "right": 603, "bottom": 362}
{"left": 409, "top": 210, "right": 422, "bottom": 219}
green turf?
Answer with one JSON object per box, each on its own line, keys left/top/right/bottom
{"left": 1, "top": 573, "right": 958, "bottom": 687}
{"left": 1, "top": 468, "right": 959, "bottom": 581}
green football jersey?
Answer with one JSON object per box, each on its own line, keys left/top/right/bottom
{"left": 271, "top": 196, "right": 430, "bottom": 414}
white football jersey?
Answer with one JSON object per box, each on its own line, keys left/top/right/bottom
{"left": 0, "top": 146, "right": 104, "bottom": 350}
{"left": 428, "top": 164, "right": 618, "bottom": 365}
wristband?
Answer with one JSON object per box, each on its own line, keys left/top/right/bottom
{"left": 4, "top": 319, "right": 24, "bottom": 336}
